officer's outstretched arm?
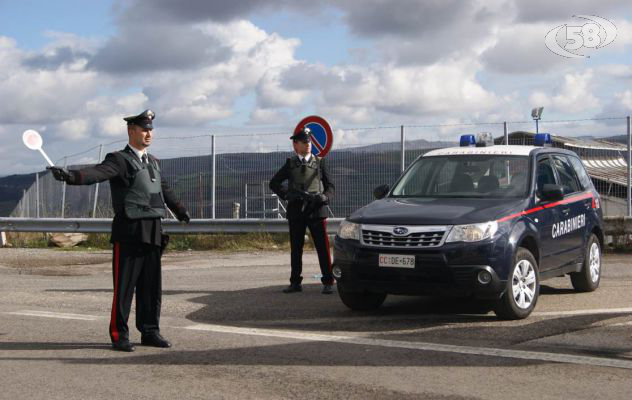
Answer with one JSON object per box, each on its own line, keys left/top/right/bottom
{"left": 55, "top": 153, "right": 124, "bottom": 185}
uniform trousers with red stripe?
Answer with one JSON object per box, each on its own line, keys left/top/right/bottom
{"left": 110, "top": 241, "right": 162, "bottom": 343}
{"left": 288, "top": 216, "right": 333, "bottom": 285}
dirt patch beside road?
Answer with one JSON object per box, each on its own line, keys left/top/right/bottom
{"left": 0, "top": 248, "right": 112, "bottom": 276}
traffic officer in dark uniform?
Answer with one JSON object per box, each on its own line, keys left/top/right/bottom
{"left": 48, "top": 109, "right": 190, "bottom": 352}
{"left": 269, "top": 127, "right": 335, "bottom": 294}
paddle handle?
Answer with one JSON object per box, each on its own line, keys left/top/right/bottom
{"left": 38, "top": 148, "right": 54, "bottom": 167}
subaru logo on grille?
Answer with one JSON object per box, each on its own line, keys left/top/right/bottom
{"left": 393, "top": 227, "right": 408, "bottom": 236}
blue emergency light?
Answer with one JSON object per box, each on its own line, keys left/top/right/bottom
{"left": 534, "top": 133, "right": 552, "bottom": 146}
{"left": 460, "top": 135, "right": 476, "bottom": 147}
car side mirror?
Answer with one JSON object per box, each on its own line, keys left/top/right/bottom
{"left": 373, "top": 184, "right": 390, "bottom": 200}
{"left": 540, "top": 184, "right": 563, "bottom": 202}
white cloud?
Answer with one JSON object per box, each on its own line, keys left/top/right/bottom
{"left": 249, "top": 108, "right": 290, "bottom": 125}
{"left": 57, "top": 119, "right": 89, "bottom": 140}
{"left": 529, "top": 70, "right": 600, "bottom": 113}
{"left": 618, "top": 90, "right": 632, "bottom": 110}
{"left": 332, "top": 128, "right": 361, "bottom": 148}
{"left": 98, "top": 115, "right": 127, "bottom": 137}
{"left": 116, "top": 92, "right": 148, "bottom": 111}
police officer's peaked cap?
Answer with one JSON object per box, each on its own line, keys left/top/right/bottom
{"left": 124, "top": 109, "right": 155, "bottom": 129}
{"left": 290, "top": 127, "right": 311, "bottom": 142}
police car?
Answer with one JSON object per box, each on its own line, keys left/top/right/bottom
{"left": 333, "top": 133, "right": 604, "bottom": 319}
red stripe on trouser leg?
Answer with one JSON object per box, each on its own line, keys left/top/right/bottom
{"left": 109, "top": 242, "right": 120, "bottom": 342}
{"left": 322, "top": 219, "right": 332, "bottom": 273}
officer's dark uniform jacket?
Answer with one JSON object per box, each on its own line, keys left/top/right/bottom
{"left": 67, "top": 145, "right": 187, "bottom": 245}
{"left": 269, "top": 154, "right": 335, "bottom": 219}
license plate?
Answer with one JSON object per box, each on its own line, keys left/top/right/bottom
{"left": 379, "top": 254, "right": 416, "bottom": 268}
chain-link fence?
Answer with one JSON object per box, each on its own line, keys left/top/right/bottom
{"left": 10, "top": 117, "right": 632, "bottom": 219}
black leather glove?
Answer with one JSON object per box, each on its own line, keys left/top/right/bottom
{"left": 177, "top": 210, "right": 191, "bottom": 223}
{"left": 47, "top": 166, "right": 72, "bottom": 182}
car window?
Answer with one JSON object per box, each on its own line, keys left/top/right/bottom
{"left": 567, "top": 156, "right": 592, "bottom": 190}
{"left": 552, "top": 155, "right": 581, "bottom": 195}
{"left": 391, "top": 155, "right": 529, "bottom": 198}
{"left": 536, "top": 157, "right": 556, "bottom": 195}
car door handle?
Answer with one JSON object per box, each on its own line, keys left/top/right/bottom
{"left": 561, "top": 208, "right": 571, "bottom": 215}
{"left": 584, "top": 201, "right": 591, "bottom": 209}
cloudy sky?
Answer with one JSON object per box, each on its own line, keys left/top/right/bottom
{"left": 2, "top": 0, "right": 632, "bottom": 174}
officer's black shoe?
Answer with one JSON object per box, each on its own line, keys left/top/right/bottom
{"left": 322, "top": 284, "right": 334, "bottom": 295}
{"left": 282, "top": 284, "right": 302, "bottom": 293}
{"left": 141, "top": 333, "right": 172, "bottom": 348}
{"left": 112, "top": 339, "right": 135, "bottom": 352}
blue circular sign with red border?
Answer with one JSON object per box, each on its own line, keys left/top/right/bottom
{"left": 294, "top": 115, "right": 333, "bottom": 157}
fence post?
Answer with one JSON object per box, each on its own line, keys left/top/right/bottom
{"left": 400, "top": 125, "right": 405, "bottom": 172}
{"left": 24, "top": 189, "right": 28, "bottom": 218}
{"left": 92, "top": 144, "right": 103, "bottom": 218}
{"left": 627, "top": 116, "right": 631, "bottom": 217}
{"left": 36, "top": 172, "right": 40, "bottom": 218}
{"left": 61, "top": 156, "right": 67, "bottom": 218}
{"left": 211, "top": 134, "right": 216, "bottom": 219}
{"left": 198, "top": 172, "right": 204, "bottom": 218}
{"left": 504, "top": 121, "right": 508, "bottom": 145}
{"left": 261, "top": 181, "right": 266, "bottom": 219}
{"left": 244, "top": 184, "right": 248, "bottom": 219}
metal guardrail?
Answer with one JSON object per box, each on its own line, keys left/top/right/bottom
{"left": 0, "top": 218, "right": 344, "bottom": 235}
{"left": 1, "top": 217, "right": 629, "bottom": 236}
{"left": 603, "top": 216, "right": 632, "bottom": 235}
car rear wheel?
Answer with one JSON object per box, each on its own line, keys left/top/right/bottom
{"left": 337, "top": 285, "right": 387, "bottom": 311}
{"left": 570, "top": 234, "right": 601, "bottom": 292}
{"left": 494, "top": 247, "right": 540, "bottom": 320}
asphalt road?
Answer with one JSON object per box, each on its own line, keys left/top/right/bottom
{"left": 1, "top": 248, "right": 632, "bottom": 399}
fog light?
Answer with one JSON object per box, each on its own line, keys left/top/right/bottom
{"left": 477, "top": 270, "right": 492, "bottom": 285}
{"left": 333, "top": 265, "right": 342, "bottom": 279}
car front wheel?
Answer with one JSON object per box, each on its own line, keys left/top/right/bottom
{"left": 337, "top": 285, "right": 387, "bottom": 311}
{"left": 494, "top": 247, "right": 540, "bottom": 320}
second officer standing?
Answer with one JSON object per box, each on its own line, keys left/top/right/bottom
{"left": 270, "top": 128, "right": 335, "bottom": 294}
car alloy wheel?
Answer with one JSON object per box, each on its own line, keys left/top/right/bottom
{"left": 511, "top": 259, "right": 537, "bottom": 310}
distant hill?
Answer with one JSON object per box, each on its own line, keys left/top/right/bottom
{"left": 0, "top": 173, "right": 36, "bottom": 216}
{"left": 0, "top": 139, "right": 458, "bottom": 217}
{"left": 601, "top": 135, "right": 628, "bottom": 145}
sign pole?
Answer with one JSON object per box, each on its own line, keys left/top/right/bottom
{"left": 400, "top": 125, "right": 405, "bottom": 172}
{"left": 627, "top": 116, "right": 631, "bottom": 217}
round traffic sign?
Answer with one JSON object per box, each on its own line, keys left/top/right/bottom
{"left": 294, "top": 115, "right": 333, "bottom": 157}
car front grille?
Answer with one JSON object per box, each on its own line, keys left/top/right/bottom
{"left": 361, "top": 225, "right": 448, "bottom": 248}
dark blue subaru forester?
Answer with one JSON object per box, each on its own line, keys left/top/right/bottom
{"left": 333, "top": 133, "right": 604, "bottom": 319}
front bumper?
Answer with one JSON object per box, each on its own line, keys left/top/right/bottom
{"left": 333, "top": 236, "right": 509, "bottom": 299}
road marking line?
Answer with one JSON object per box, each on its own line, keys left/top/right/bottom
{"left": 533, "top": 308, "right": 632, "bottom": 317}
{"left": 184, "top": 323, "right": 632, "bottom": 370}
{"left": 240, "top": 308, "right": 632, "bottom": 326}
{"left": 7, "top": 309, "right": 632, "bottom": 369}
{"left": 7, "top": 310, "right": 101, "bottom": 321}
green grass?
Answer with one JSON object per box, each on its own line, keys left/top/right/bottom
{"left": 4, "top": 231, "right": 313, "bottom": 252}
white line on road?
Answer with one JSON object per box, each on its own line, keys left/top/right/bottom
{"left": 533, "top": 308, "right": 632, "bottom": 317}
{"left": 239, "top": 307, "right": 632, "bottom": 326}
{"left": 184, "top": 323, "right": 632, "bottom": 370}
{"left": 7, "top": 309, "right": 632, "bottom": 370}
{"left": 7, "top": 310, "right": 101, "bottom": 321}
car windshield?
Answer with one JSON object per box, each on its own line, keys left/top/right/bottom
{"left": 390, "top": 155, "right": 530, "bottom": 198}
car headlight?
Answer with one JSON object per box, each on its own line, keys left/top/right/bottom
{"left": 446, "top": 221, "right": 498, "bottom": 243}
{"left": 337, "top": 220, "right": 361, "bottom": 240}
